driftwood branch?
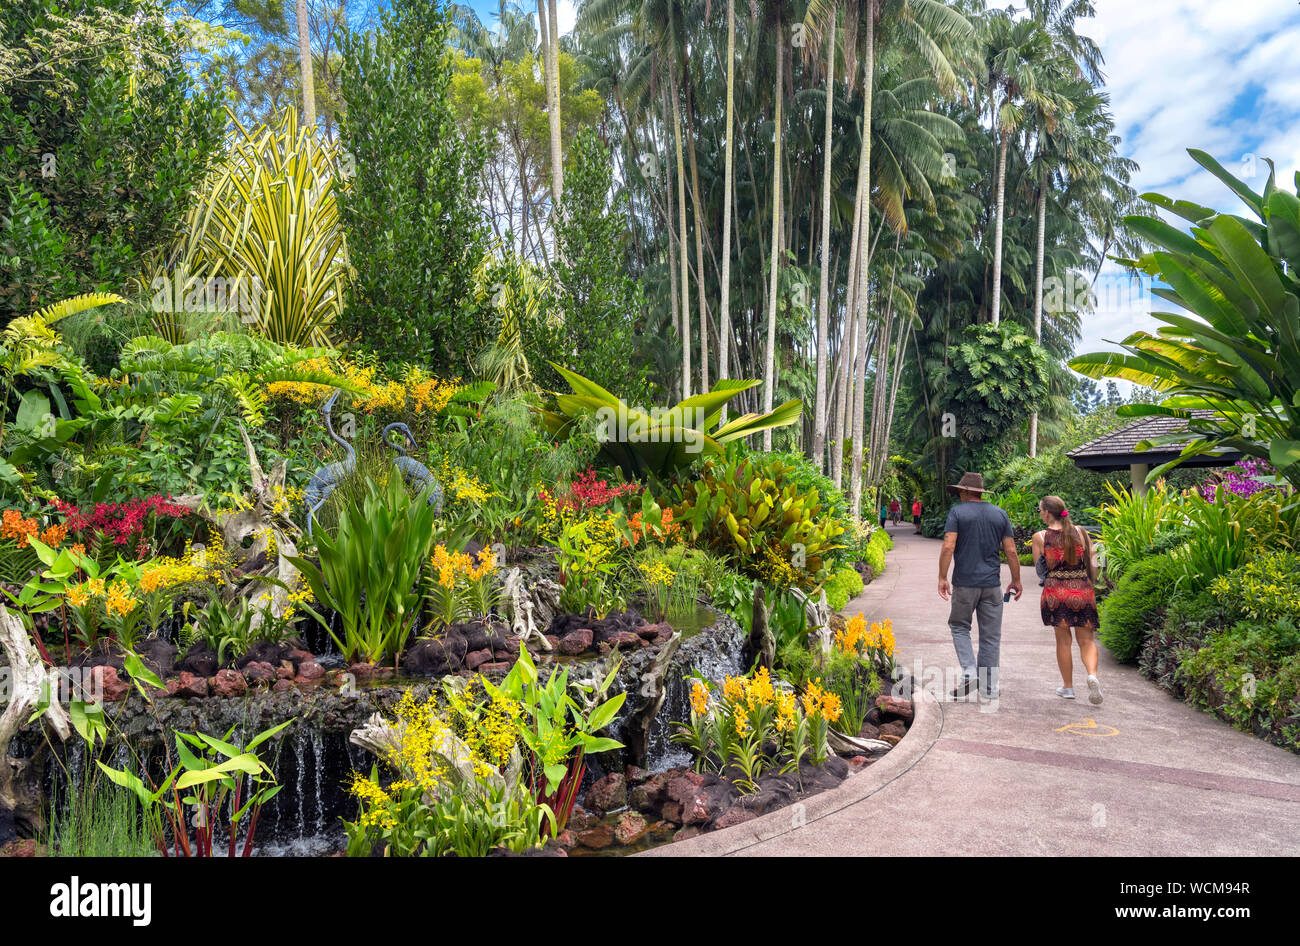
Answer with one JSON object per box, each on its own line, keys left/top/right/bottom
{"left": 1, "top": 605, "right": 70, "bottom": 838}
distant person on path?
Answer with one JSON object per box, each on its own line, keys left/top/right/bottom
{"left": 937, "top": 472, "right": 1022, "bottom": 698}
{"left": 889, "top": 498, "right": 902, "bottom": 525}
{"left": 879, "top": 501, "right": 888, "bottom": 529}
{"left": 912, "top": 498, "right": 923, "bottom": 534}
{"left": 1032, "top": 495, "right": 1103, "bottom": 704}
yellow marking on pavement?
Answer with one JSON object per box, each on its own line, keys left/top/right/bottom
{"left": 1054, "top": 718, "right": 1119, "bottom": 737}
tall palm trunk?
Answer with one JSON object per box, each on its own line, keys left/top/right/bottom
{"left": 812, "top": 16, "right": 835, "bottom": 472}
{"left": 849, "top": 5, "right": 874, "bottom": 523}
{"left": 1029, "top": 173, "right": 1047, "bottom": 456}
{"left": 990, "top": 112, "right": 1009, "bottom": 326}
{"left": 684, "top": 87, "right": 710, "bottom": 392}
{"left": 670, "top": 75, "right": 692, "bottom": 399}
{"left": 541, "top": 0, "right": 563, "bottom": 218}
{"left": 296, "top": 0, "right": 315, "bottom": 128}
{"left": 761, "top": 26, "right": 785, "bottom": 451}
{"left": 833, "top": 103, "right": 868, "bottom": 489}
{"left": 718, "top": 0, "right": 736, "bottom": 420}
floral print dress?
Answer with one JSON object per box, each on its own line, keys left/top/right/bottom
{"left": 1039, "top": 527, "right": 1099, "bottom": 630}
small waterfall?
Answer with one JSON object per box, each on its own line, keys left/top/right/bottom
{"left": 642, "top": 628, "right": 746, "bottom": 772}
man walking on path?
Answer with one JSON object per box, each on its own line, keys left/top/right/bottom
{"left": 912, "top": 498, "right": 923, "bottom": 534}
{"left": 937, "top": 472, "right": 1022, "bottom": 698}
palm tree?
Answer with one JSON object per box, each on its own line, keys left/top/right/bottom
{"left": 983, "top": 11, "right": 1053, "bottom": 327}
{"left": 717, "top": 0, "right": 737, "bottom": 417}
{"left": 296, "top": 0, "right": 315, "bottom": 127}
{"left": 804, "top": 1, "right": 839, "bottom": 472}
{"left": 761, "top": 11, "right": 786, "bottom": 450}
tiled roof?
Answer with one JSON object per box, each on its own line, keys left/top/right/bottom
{"left": 1068, "top": 409, "right": 1242, "bottom": 469}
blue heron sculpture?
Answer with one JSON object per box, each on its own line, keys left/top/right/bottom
{"left": 303, "top": 389, "right": 355, "bottom": 539}
{"left": 382, "top": 422, "right": 444, "bottom": 514}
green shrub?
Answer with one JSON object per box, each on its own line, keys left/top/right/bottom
{"left": 1139, "top": 588, "right": 1230, "bottom": 698}
{"left": 1178, "top": 619, "right": 1300, "bottom": 750}
{"left": 1098, "top": 553, "right": 1180, "bottom": 662}
{"left": 1208, "top": 552, "right": 1300, "bottom": 626}
{"left": 1170, "top": 488, "right": 1299, "bottom": 593}
{"left": 824, "top": 565, "right": 865, "bottom": 611}
{"left": 862, "top": 526, "right": 893, "bottom": 578}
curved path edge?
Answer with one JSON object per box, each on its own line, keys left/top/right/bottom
{"left": 639, "top": 683, "right": 942, "bottom": 857}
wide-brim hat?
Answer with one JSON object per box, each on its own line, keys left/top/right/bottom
{"left": 948, "top": 472, "right": 989, "bottom": 494}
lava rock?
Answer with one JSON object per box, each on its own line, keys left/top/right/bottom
{"left": 606, "top": 630, "right": 643, "bottom": 649}
{"left": 576, "top": 824, "right": 615, "bottom": 850}
{"left": 712, "top": 806, "right": 757, "bottom": 830}
{"left": 178, "top": 643, "right": 218, "bottom": 677}
{"left": 403, "top": 635, "right": 468, "bottom": 676}
{"left": 613, "top": 811, "right": 649, "bottom": 845}
{"left": 243, "top": 661, "right": 277, "bottom": 685}
{"left": 673, "top": 826, "right": 702, "bottom": 842}
{"left": 172, "top": 672, "right": 210, "bottom": 700}
{"left": 88, "top": 665, "right": 129, "bottom": 703}
{"left": 629, "top": 772, "right": 672, "bottom": 812}
{"left": 211, "top": 669, "right": 247, "bottom": 698}
{"left": 586, "top": 773, "right": 627, "bottom": 813}
{"left": 878, "top": 720, "right": 907, "bottom": 741}
{"left": 478, "top": 661, "right": 513, "bottom": 674}
{"left": 637, "top": 622, "right": 671, "bottom": 641}
{"left": 856, "top": 721, "right": 880, "bottom": 739}
{"left": 879, "top": 733, "right": 902, "bottom": 746}
{"left": 876, "top": 694, "right": 914, "bottom": 722}
{"left": 465, "top": 648, "right": 493, "bottom": 671}
{"left": 559, "top": 628, "right": 593, "bottom": 656}
{"left": 297, "top": 660, "right": 326, "bottom": 682}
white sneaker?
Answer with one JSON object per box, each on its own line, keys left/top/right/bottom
{"left": 1057, "top": 687, "right": 1075, "bottom": 699}
{"left": 1087, "top": 675, "right": 1103, "bottom": 705}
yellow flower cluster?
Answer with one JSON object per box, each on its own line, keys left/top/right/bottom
{"left": 68, "top": 579, "right": 139, "bottom": 616}
{"left": 638, "top": 560, "right": 676, "bottom": 587}
{"left": 755, "top": 544, "right": 800, "bottom": 588}
{"left": 388, "top": 690, "right": 454, "bottom": 797}
{"left": 835, "top": 613, "right": 896, "bottom": 658}
{"left": 457, "top": 680, "right": 521, "bottom": 770}
{"left": 721, "top": 666, "right": 778, "bottom": 719}
{"left": 775, "top": 690, "right": 797, "bottom": 733}
{"left": 265, "top": 359, "right": 461, "bottom": 416}
{"left": 138, "top": 555, "right": 208, "bottom": 594}
{"left": 690, "top": 679, "right": 709, "bottom": 716}
{"left": 437, "top": 459, "right": 496, "bottom": 505}
{"left": 431, "top": 545, "right": 496, "bottom": 590}
{"left": 800, "top": 679, "right": 842, "bottom": 723}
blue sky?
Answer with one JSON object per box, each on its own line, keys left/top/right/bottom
{"left": 462, "top": 0, "right": 1300, "bottom": 360}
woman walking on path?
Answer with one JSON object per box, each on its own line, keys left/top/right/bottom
{"left": 879, "top": 501, "right": 888, "bottom": 529}
{"left": 1031, "top": 495, "right": 1103, "bottom": 704}
{"left": 889, "top": 498, "right": 902, "bottom": 525}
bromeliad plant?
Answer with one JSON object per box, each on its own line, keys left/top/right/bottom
{"left": 290, "top": 476, "right": 441, "bottom": 665}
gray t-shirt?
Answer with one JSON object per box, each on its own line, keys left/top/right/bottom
{"left": 945, "top": 500, "right": 1013, "bottom": 588}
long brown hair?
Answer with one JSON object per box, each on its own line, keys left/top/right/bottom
{"left": 1040, "top": 495, "right": 1080, "bottom": 565}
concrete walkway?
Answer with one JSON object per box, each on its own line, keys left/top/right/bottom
{"left": 655, "top": 523, "right": 1300, "bottom": 856}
